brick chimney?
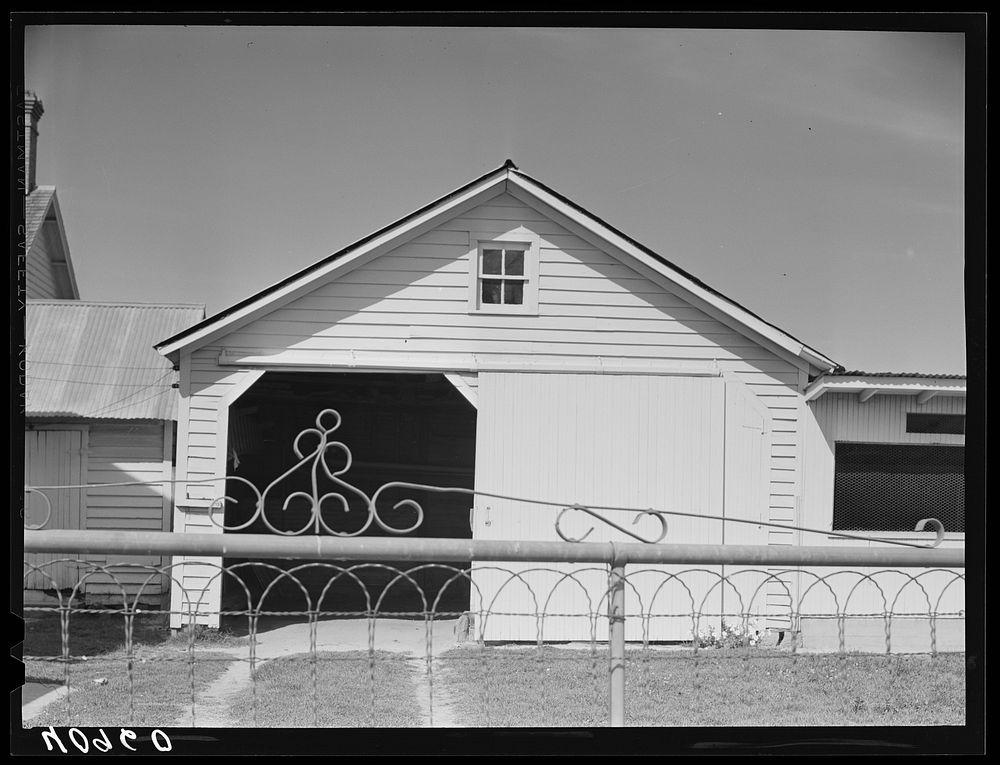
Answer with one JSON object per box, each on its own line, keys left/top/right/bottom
{"left": 23, "top": 92, "right": 44, "bottom": 194}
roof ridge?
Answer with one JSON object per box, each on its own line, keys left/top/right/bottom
{"left": 156, "top": 162, "right": 513, "bottom": 351}
{"left": 157, "top": 162, "right": 835, "bottom": 371}
{"left": 507, "top": 165, "right": 837, "bottom": 367}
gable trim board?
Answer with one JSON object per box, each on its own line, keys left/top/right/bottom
{"left": 156, "top": 162, "right": 838, "bottom": 378}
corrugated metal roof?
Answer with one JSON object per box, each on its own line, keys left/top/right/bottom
{"left": 26, "top": 301, "right": 205, "bottom": 420}
{"left": 829, "top": 370, "right": 967, "bottom": 380}
{"left": 24, "top": 186, "right": 56, "bottom": 250}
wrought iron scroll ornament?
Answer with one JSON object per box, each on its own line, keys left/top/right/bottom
{"left": 914, "top": 518, "right": 946, "bottom": 548}
{"left": 24, "top": 408, "right": 948, "bottom": 549}
{"left": 206, "top": 409, "right": 428, "bottom": 536}
{"left": 22, "top": 488, "right": 52, "bottom": 531}
{"left": 555, "top": 504, "right": 668, "bottom": 545}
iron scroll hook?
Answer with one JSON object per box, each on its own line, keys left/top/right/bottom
{"left": 555, "top": 504, "right": 668, "bottom": 544}
{"left": 914, "top": 518, "right": 946, "bottom": 548}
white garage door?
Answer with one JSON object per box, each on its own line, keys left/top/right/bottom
{"left": 470, "top": 372, "right": 769, "bottom": 642}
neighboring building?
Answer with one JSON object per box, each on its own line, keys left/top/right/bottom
{"left": 21, "top": 94, "right": 205, "bottom": 608}
{"left": 22, "top": 94, "right": 79, "bottom": 300}
{"left": 803, "top": 371, "right": 966, "bottom": 540}
{"left": 798, "top": 372, "right": 966, "bottom": 624}
{"left": 24, "top": 301, "right": 204, "bottom": 607}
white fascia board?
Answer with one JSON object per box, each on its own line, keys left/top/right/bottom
{"left": 47, "top": 193, "right": 81, "bottom": 300}
{"left": 156, "top": 173, "right": 509, "bottom": 360}
{"left": 505, "top": 174, "right": 838, "bottom": 375}
{"left": 805, "top": 376, "right": 967, "bottom": 402}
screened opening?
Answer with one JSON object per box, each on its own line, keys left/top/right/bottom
{"left": 906, "top": 413, "right": 965, "bottom": 435}
{"left": 832, "top": 442, "right": 964, "bottom": 533}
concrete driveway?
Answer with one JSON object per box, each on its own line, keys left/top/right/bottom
{"left": 221, "top": 615, "right": 466, "bottom": 659}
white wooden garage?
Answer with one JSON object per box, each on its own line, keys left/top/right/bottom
{"left": 156, "top": 161, "right": 840, "bottom": 638}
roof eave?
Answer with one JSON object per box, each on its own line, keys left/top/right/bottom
{"left": 155, "top": 162, "right": 514, "bottom": 361}
{"left": 156, "top": 162, "right": 838, "bottom": 372}
{"left": 804, "top": 374, "right": 968, "bottom": 402}
{"left": 505, "top": 170, "right": 839, "bottom": 374}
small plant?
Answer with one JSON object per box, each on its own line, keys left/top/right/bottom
{"left": 693, "top": 619, "right": 767, "bottom": 649}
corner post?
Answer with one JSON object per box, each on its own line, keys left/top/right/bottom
{"left": 608, "top": 548, "right": 626, "bottom": 727}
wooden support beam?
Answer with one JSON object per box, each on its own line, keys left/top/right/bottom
{"left": 916, "top": 390, "right": 938, "bottom": 405}
{"left": 858, "top": 388, "right": 878, "bottom": 403}
{"left": 444, "top": 372, "right": 478, "bottom": 409}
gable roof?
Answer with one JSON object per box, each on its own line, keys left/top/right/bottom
{"left": 24, "top": 186, "right": 80, "bottom": 299}
{"left": 26, "top": 301, "right": 205, "bottom": 420}
{"left": 25, "top": 186, "right": 56, "bottom": 250}
{"left": 156, "top": 161, "right": 838, "bottom": 372}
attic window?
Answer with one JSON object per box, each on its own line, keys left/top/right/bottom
{"left": 468, "top": 234, "right": 539, "bottom": 314}
{"left": 481, "top": 247, "right": 526, "bottom": 304}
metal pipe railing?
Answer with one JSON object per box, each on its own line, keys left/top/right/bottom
{"left": 24, "top": 530, "right": 966, "bottom": 568}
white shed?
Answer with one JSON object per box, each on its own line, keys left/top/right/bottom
{"left": 24, "top": 301, "right": 204, "bottom": 607}
{"left": 799, "top": 372, "right": 966, "bottom": 624}
{"left": 156, "top": 161, "right": 845, "bottom": 639}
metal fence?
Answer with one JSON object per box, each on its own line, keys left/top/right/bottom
{"left": 22, "top": 532, "right": 965, "bottom": 729}
{"left": 20, "top": 409, "right": 966, "bottom": 729}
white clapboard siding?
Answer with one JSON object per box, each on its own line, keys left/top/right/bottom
{"left": 81, "top": 423, "right": 171, "bottom": 606}
{"left": 718, "top": 375, "right": 784, "bottom": 628}
{"left": 799, "top": 393, "right": 966, "bottom": 618}
{"left": 24, "top": 429, "right": 84, "bottom": 590}
{"left": 26, "top": 225, "right": 60, "bottom": 299}
{"left": 172, "top": 192, "right": 805, "bottom": 627}
{"left": 181, "top": 193, "right": 802, "bottom": 510}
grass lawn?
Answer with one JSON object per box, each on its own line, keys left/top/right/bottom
{"left": 230, "top": 651, "right": 421, "bottom": 728}
{"left": 229, "top": 651, "right": 422, "bottom": 727}
{"left": 21, "top": 610, "right": 242, "bottom": 728}
{"left": 437, "top": 647, "right": 966, "bottom": 727}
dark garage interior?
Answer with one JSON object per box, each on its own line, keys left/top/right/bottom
{"left": 220, "top": 371, "right": 477, "bottom": 617}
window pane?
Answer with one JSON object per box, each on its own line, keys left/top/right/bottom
{"left": 503, "top": 280, "right": 524, "bottom": 305}
{"left": 482, "top": 249, "right": 502, "bottom": 275}
{"left": 504, "top": 249, "right": 525, "bottom": 276}
{"left": 906, "top": 413, "right": 965, "bottom": 434}
{"left": 481, "top": 279, "right": 502, "bottom": 304}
